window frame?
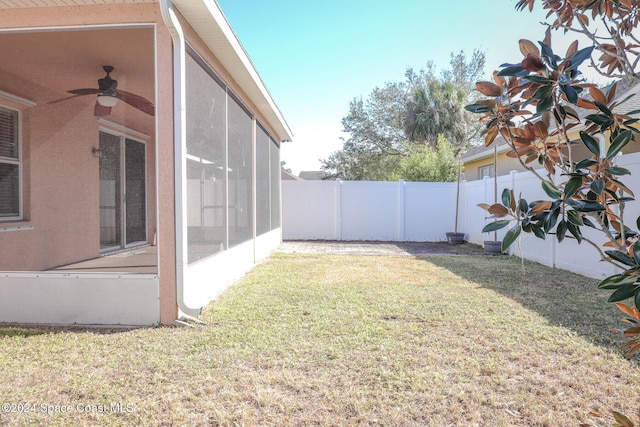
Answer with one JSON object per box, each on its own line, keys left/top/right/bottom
{"left": 479, "top": 164, "right": 494, "bottom": 179}
{"left": 0, "top": 104, "right": 22, "bottom": 221}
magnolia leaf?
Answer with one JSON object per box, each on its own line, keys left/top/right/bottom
{"left": 501, "top": 188, "right": 512, "bottom": 210}
{"left": 502, "top": 225, "right": 521, "bottom": 252}
{"left": 541, "top": 181, "right": 562, "bottom": 199}
{"left": 580, "top": 131, "right": 601, "bottom": 157}
{"left": 599, "top": 274, "right": 639, "bottom": 290}
{"left": 605, "top": 250, "right": 637, "bottom": 267}
{"left": 594, "top": 100, "right": 613, "bottom": 116}
{"left": 564, "top": 176, "right": 583, "bottom": 198}
{"left": 612, "top": 410, "right": 635, "bottom": 427}
{"left": 498, "top": 65, "right": 526, "bottom": 76}
{"left": 465, "top": 103, "right": 490, "bottom": 114}
{"left": 565, "top": 40, "right": 579, "bottom": 58}
{"left": 544, "top": 207, "right": 560, "bottom": 233}
{"left": 566, "top": 199, "right": 605, "bottom": 213}
{"left": 476, "top": 82, "right": 501, "bottom": 97}
{"left": 562, "top": 85, "right": 579, "bottom": 104}
{"left": 633, "top": 241, "right": 640, "bottom": 266}
{"left": 568, "top": 46, "right": 594, "bottom": 70}
{"left": 482, "top": 220, "right": 510, "bottom": 233}
{"left": 606, "top": 166, "right": 631, "bottom": 176}
{"left": 567, "top": 222, "right": 583, "bottom": 243}
{"left": 606, "top": 130, "right": 633, "bottom": 159}
{"left": 530, "top": 200, "right": 552, "bottom": 214}
{"left": 615, "top": 302, "right": 639, "bottom": 319}
{"left": 519, "top": 198, "right": 528, "bottom": 214}
{"left": 519, "top": 39, "right": 540, "bottom": 56}
{"left": 488, "top": 203, "right": 509, "bottom": 217}
{"left": 567, "top": 210, "right": 584, "bottom": 226}
{"left": 556, "top": 220, "right": 568, "bottom": 243}
{"left": 575, "top": 159, "right": 598, "bottom": 170}
{"left": 590, "top": 179, "right": 604, "bottom": 195}
{"left": 608, "top": 284, "right": 640, "bottom": 303}
{"left": 588, "top": 85, "right": 608, "bottom": 105}
{"left": 477, "top": 203, "right": 491, "bottom": 212}
{"left": 531, "top": 223, "right": 546, "bottom": 239}
{"left": 484, "top": 126, "right": 499, "bottom": 147}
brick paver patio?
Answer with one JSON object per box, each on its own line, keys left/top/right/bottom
{"left": 278, "top": 241, "right": 485, "bottom": 256}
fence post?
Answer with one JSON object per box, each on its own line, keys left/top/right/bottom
{"left": 335, "top": 179, "right": 342, "bottom": 241}
{"left": 397, "top": 180, "right": 405, "bottom": 241}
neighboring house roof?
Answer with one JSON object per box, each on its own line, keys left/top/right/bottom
{"left": 462, "top": 78, "right": 640, "bottom": 163}
{"left": 298, "top": 170, "right": 325, "bottom": 180}
{"left": 281, "top": 169, "right": 301, "bottom": 180}
{"left": 461, "top": 137, "right": 510, "bottom": 163}
{"left": 0, "top": 0, "right": 294, "bottom": 143}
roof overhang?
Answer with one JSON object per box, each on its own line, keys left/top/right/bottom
{"left": 0, "top": 0, "right": 294, "bottom": 143}
{"left": 461, "top": 143, "right": 512, "bottom": 163}
{"left": 172, "top": 0, "right": 293, "bottom": 142}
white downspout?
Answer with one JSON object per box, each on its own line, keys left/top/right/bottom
{"left": 159, "top": 0, "right": 202, "bottom": 317}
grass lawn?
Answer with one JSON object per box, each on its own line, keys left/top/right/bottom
{"left": 1, "top": 252, "right": 639, "bottom": 426}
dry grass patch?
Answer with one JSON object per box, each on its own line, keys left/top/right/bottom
{"left": 0, "top": 253, "right": 639, "bottom": 426}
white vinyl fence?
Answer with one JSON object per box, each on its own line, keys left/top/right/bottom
{"left": 282, "top": 151, "right": 640, "bottom": 280}
{"left": 282, "top": 180, "right": 458, "bottom": 242}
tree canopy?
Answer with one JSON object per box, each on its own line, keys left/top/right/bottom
{"left": 321, "top": 50, "right": 486, "bottom": 181}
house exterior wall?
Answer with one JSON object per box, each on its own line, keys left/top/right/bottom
{"left": 0, "top": 3, "right": 178, "bottom": 324}
{"left": 0, "top": 4, "right": 164, "bottom": 269}
{"left": 463, "top": 153, "right": 522, "bottom": 180}
{"left": 0, "top": 2, "right": 288, "bottom": 325}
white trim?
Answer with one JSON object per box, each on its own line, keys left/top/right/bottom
{"left": 159, "top": 0, "right": 200, "bottom": 317}
{"left": 0, "top": 23, "right": 156, "bottom": 34}
{"left": 98, "top": 119, "right": 150, "bottom": 142}
{"left": 0, "top": 90, "right": 35, "bottom": 108}
{"left": 0, "top": 104, "right": 23, "bottom": 221}
{"left": 98, "top": 129, "right": 149, "bottom": 253}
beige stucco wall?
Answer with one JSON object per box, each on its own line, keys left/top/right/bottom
{"left": 0, "top": 3, "right": 178, "bottom": 324}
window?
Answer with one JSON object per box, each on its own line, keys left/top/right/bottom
{"left": 479, "top": 164, "right": 494, "bottom": 179}
{"left": 0, "top": 106, "right": 20, "bottom": 219}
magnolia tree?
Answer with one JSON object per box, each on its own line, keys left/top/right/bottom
{"left": 465, "top": 0, "right": 640, "bottom": 359}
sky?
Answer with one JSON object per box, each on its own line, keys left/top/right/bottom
{"left": 216, "top": 0, "right": 604, "bottom": 175}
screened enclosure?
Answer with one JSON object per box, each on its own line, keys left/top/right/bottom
{"left": 185, "top": 47, "right": 281, "bottom": 265}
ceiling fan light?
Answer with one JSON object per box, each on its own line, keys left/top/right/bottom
{"left": 97, "top": 94, "right": 118, "bottom": 107}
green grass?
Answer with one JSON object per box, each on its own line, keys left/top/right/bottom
{"left": 1, "top": 253, "right": 639, "bottom": 426}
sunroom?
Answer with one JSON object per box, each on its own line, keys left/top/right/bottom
{"left": 0, "top": 0, "right": 292, "bottom": 325}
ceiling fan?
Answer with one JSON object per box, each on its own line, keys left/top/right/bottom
{"left": 48, "top": 65, "right": 154, "bottom": 117}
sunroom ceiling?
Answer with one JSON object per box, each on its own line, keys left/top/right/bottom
{"left": 0, "top": 27, "right": 156, "bottom": 135}
{"left": 0, "top": 0, "right": 293, "bottom": 142}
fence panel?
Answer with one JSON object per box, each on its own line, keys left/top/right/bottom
{"left": 281, "top": 180, "right": 339, "bottom": 240}
{"left": 282, "top": 152, "right": 640, "bottom": 280}
{"left": 404, "top": 182, "right": 457, "bottom": 241}
{"left": 340, "top": 181, "right": 400, "bottom": 241}
{"left": 282, "top": 180, "right": 456, "bottom": 241}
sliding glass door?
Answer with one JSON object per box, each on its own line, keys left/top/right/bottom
{"left": 99, "top": 131, "right": 146, "bottom": 252}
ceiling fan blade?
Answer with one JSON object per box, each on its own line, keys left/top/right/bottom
{"left": 48, "top": 88, "right": 99, "bottom": 105}
{"left": 116, "top": 90, "right": 155, "bottom": 116}
{"left": 68, "top": 88, "right": 100, "bottom": 95}
{"left": 94, "top": 101, "right": 112, "bottom": 117}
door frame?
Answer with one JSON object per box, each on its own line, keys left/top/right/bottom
{"left": 99, "top": 125, "right": 149, "bottom": 254}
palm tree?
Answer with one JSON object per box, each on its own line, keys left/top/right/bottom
{"left": 405, "top": 81, "right": 466, "bottom": 149}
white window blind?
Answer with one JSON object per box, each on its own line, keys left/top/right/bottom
{"left": 0, "top": 106, "right": 19, "bottom": 218}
